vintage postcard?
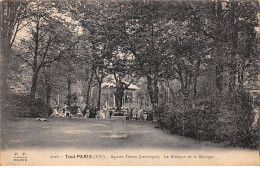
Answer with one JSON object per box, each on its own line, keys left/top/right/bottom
{"left": 0, "top": 0, "right": 259, "bottom": 166}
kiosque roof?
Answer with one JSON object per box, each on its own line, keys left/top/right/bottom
{"left": 101, "top": 81, "right": 140, "bottom": 90}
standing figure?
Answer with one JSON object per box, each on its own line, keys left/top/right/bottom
{"left": 143, "top": 111, "right": 148, "bottom": 121}
{"left": 63, "top": 104, "right": 67, "bottom": 116}
{"left": 130, "top": 108, "right": 133, "bottom": 120}
{"left": 83, "top": 108, "right": 87, "bottom": 117}
{"left": 65, "top": 109, "right": 71, "bottom": 117}
{"left": 109, "top": 110, "right": 113, "bottom": 119}
{"left": 103, "top": 106, "right": 108, "bottom": 119}
{"left": 137, "top": 109, "right": 141, "bottom": 121}
{"left": 100, "top": 109, "right": 105, "bottom": 119}
{"left": 77, "top": 108, "right": 83, "bottom": 118}
{"left": 86, "top": 109, "right": 90, "bottom": 118}
{"left": 140, "top": 110, "right": 144, "bottom": 121}
{"left": 93, "top": 106, "right": 97, "bottom": 118}
{"left": 89, "top": 105, "right": 93, "bottom": 118}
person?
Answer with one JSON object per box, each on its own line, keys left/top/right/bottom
{"left": 52, "top": 107, "right": 59, "bottom": 116}
{"left": 140, "top": 110, "right": 144, "bottom": 121}
{"left": 89, "top": 106, "right": 93, "bottom": 118}
{"left": 58, "top": 108, "right": 65, "bottom": 117}
{"left": 63, "top": 104, "right": 67, "bottom": 116}
{"left": 137, "top": 109, "right": 141, "bottom": 121}
{"left": 109, "top": 109, "right": 113, "bottom": 119}
{"left": 133, "top": 108, "right": 137, "bottom": 120}
{"left": 96, "top": 110, "right": 100, "bottom": 119}
{"left": 101, "top": 107, "right": 106, "bottom": 119}
{"left": 89, "top": 104, "right": 95, "bottom": 118}
{"left": 65, "top": 108, "right": 71, "bottom": 117}
{"left": 93, "top": 106, "right": 97, "bottom": 119}
{"left": 103, "top": 106, "right": 108, "bottom": 119}
{"left": 77, "top": 108, "right": 83, "bottom": 118}
{"left": 130, "top": 108, "right": 133, "bottom": 120}
{"left": 83, "top": 108, "right": 87, "bottom": 117}
{"left": 86, "top": 109, "right": 90, "bottom": 118}
{"left": 143, "top": 111, "right": 148, "bottom": 121}
{"left": 99, "top": 109, "right": 105, "bottom": 119}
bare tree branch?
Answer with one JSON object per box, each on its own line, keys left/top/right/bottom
{"left": 16, "top": 53, "right": 33, "bottom": 68}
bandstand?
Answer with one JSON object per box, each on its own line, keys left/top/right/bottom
{"left": 101, "top": 81, "right": 140, "bottom": 109}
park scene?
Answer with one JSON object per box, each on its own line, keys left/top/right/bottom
{"left": 0, "top": 0, "right": 259, "bottom": 158}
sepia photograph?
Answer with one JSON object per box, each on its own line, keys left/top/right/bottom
{"left": 0, "top": 0, "right": 259, "bottom": 166}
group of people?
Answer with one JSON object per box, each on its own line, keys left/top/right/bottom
{"left": 124, "top": 108, "right": 148, "bottom": 121}
{"left": 51, "top": 105, "right": 149, "bottom": 121}
{"left": 84, "top": 105, "right": 113, "bottom": 119}
{"left": 51, "top": 106, "right": 70, "bottom": 117}
{"left": 51, "top": 104, "right": 114, "bottom": 119}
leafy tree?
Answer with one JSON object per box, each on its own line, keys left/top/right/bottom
{"left": 15, "top": 0, "right": 79, "bottom": 99}
{"left": 0, "top": 0, "right": 28, "bottom": 97}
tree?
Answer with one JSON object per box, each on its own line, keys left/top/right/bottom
{"left": 71, "top": 0, "right": 123, "bottom": 110}
{"left": 74, "top": 34, "right": 93, "bottom": 109}
{"left": 186, "top": 0, "right": 258, "bottom": 100}
{"left": 93, "top": 61, "right": 108, "bottom": 111}
{"left": 15, "top": 0, "right": 79, "bottom": 99}
{"left": 0, "top": 0, "right": 28, "bottom": 97}
{"left": 229, "top": 0, "right": 259, "bottom": 91}
{"left": 115, "top": 1, "right": 168, "bottom": 114}
{"left": 37, "top": 65, "right": 53, "bottom": 107}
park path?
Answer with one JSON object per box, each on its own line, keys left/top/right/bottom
{"left": 2, "top": 117, "right": 229, "bottom": 150}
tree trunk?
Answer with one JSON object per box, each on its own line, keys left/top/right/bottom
{"left": 193, "top": 75, "right": 197, "bottom": 99}
{"left": 228, "top": 1, "right": 238, "bottom": 96}
{"left": 238, "top": 25, "right": 255, "bottom": 91}
{"left": 193, "top": 60, "right": 200, "bottom": 99}
{"left": 30, "top": 70, "right": 39, "bottom": 99}
{"left": 146, "top": 76, "right": 154, "bottom": 106}
{"left": 1, "top": 43, "right": 11, "bottom": 99}
{"left": 97, "top": 81, "right": 102, "bottom": 111}
{"left": 238, "top": 66, "right": 244, "bottom": 91}
{"left": 115, "top": 79, "right": 124, "bottom": 111}
{"left": 215, "top": 48, "right": 224, "bottom": 111}
{"left": 228, "top": 62, "right": 236, "bottom": 95}
{"left": 45, "top": 80, "right": 52, "bottom": 108}
{"left": 154, "top": 78, "right": 159, "bottom": 107}
{"left": 215, "top": 57, "right": 223, "bottom": 94}
{"left": 182, "top": 89, "right": 189, "bottom": 107}
{"left": 85, "top": 70, "right": 93, "bottom": 109}
{"left": 0, "top": 1, "right": 19, "bottom": 99}
{"left": 178, "top": 70, "right": 192, "bottom": 109}
{"left": 30, "top": 19, "right": 40, "bottom": 99}
{"left": 166, "top": 80, "right": 175, "bottom": 101}
{"left": 115, "top": 93, "right": 120, "bottom": 111}
{"left": 67, "top": 78, "right": 71, "bottom": 108}
{"left": 46, "top": 89, "right": 51, "bottom": 107}
{"left": 146, "top": 76, "right": 159, "bottom": 114}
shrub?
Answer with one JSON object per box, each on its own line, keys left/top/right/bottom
{"left": 182, "top": 109, "right": 219, "bottom": 140}
{"left": 69, "top": 106, "right": 79, "bottom": 115}
{"left": 156, "top": 105, "right": 183, "bottom": 133}
{"left": 2, "top": 93, "right": 52, "bottom": 118}
{"left": 216, "top": 90, "right": 259, "bottom": 149}
{"left": 156, "top": 103, "right": 219, "bottom": 140}
{"left": 156, "top": 90, "right": 259, "bottom": 149}
{"left": 26, "top": 97, "right": 52, "bottom": 117}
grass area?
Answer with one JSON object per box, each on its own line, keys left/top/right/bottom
{"left": 1, "top": 117, "right": 242, "bottom": 150}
